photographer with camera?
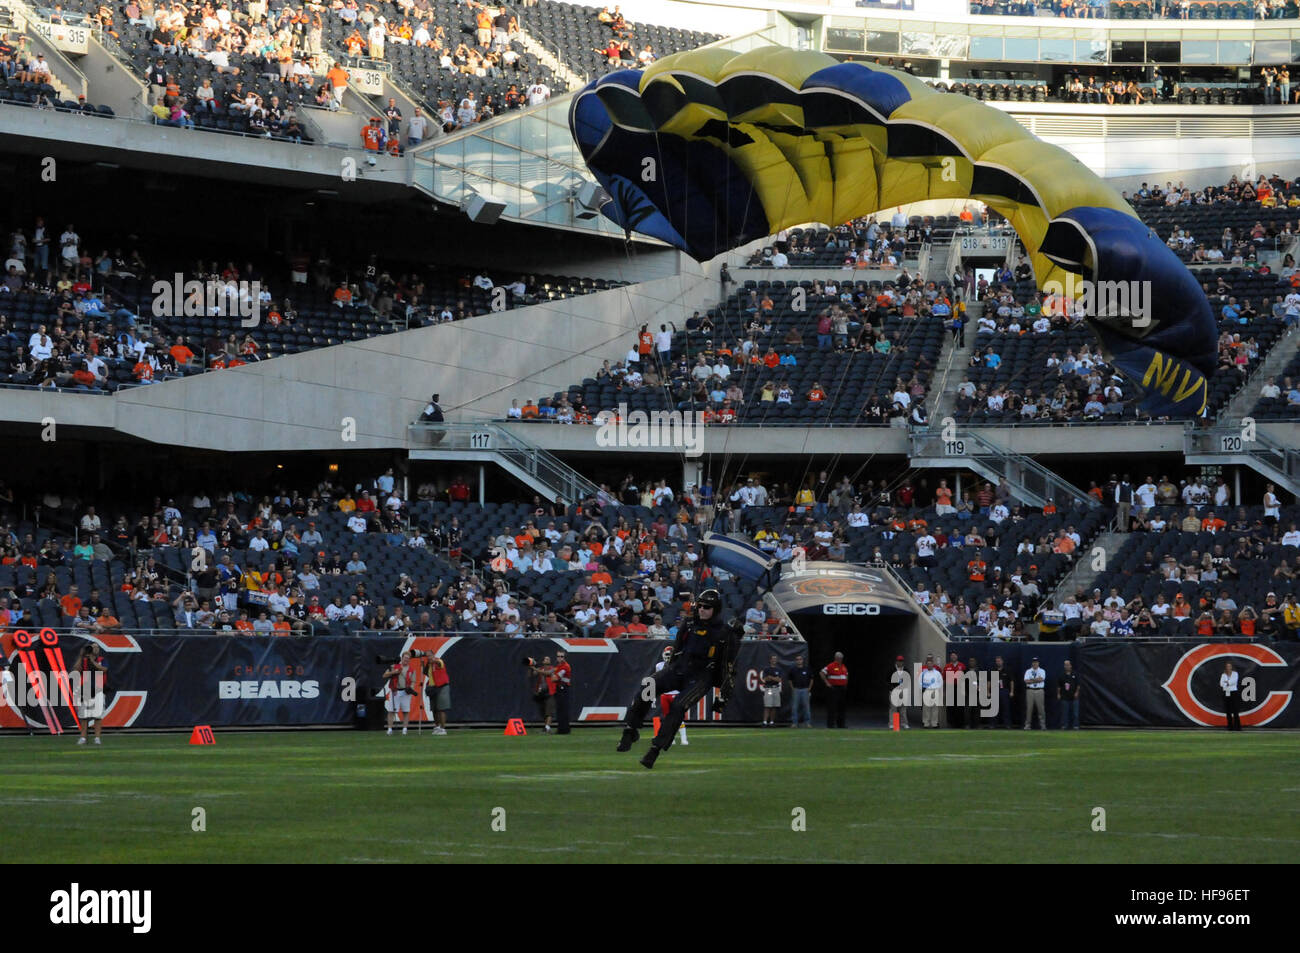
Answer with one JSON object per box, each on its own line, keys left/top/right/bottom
{"left": 617, "top": 588, "right": 742, "bottom": 769}
{"left": 382, "top": 651, "right": 420, "bottom": 736}
{"left": 415, "top": 651, "right": 451, "bottom": 736}
{"left": 74, "top": 643, "right": 108, "bottom": 746}
{"left": 553, "top": 650, "right": 572, "bottom": 734}
{"left": 527, "top": 655, "right": 557, "bottom": 734}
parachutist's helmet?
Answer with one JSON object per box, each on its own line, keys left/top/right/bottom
{"left": 697, "top": 589, "right": 722, "bottom": 612}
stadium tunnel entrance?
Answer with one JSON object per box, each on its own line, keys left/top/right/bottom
{"left": 800, "top": 614, "right": 919, "bottom": 720}
{"left": 770, "top": 562, "right": 949, "bottom": 726}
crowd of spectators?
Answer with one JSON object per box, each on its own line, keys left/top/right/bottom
{"left": 971, "top": 0, "right": 1300, "bottom": 19}
{"left": 508, "top": 269, "right": 953, "bottom": 425}
{"left": 2, "top": 215, "right": 614, "bottom": 390}
{"left": 10, "top": 463, "right": 1297, "bottom": 643}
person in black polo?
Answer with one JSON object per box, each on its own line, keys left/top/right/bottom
{"left": 1057, "top": 659, "right": 1081, "bottom": 729}
{"left": 787, "top": 653, "right": 813, "bottom": 727}
{"left": 992, "top": 655, "right": 1014, "bottom": 728}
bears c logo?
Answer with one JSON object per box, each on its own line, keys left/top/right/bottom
{"left": 792, "top": 578, "right": 874, "bottom": 599}
{"left": 1160, "top": 643, "right": 1292, "bottom": 727}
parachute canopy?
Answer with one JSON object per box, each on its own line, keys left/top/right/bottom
{"left": 569, "top": 48, "right": 1216, "bottom": 416}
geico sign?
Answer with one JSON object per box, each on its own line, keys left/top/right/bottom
{"left": 822, "top": 603, "right": 880, "bottom": 616}
{"left": 218, "top": 680, "right": 320, "bottom": 700}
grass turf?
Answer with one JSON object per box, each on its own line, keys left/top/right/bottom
{"left": 2, "top": 727, "right": 1295, "bottom": 863}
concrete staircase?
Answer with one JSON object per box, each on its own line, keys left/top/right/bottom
{"left": 1043, "top": 530, "right": 1125, "bottom": 608}
{"left": 1218, "top": 325, "right": 1300, "bottom": 424}
{"left": 930, "top": 299, "right": 980, "bottom": 426}
{"left": 517, "top": 29, "right": 587, "bottom": 92}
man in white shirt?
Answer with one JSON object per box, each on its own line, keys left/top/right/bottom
{"left": 1023, "top": 658, "right": 1047, "bottom": 729}
{"left": 915, "top": 530, "right": 937, "bottom": 568}
{"left": 915, "top": 656, "right": 942, "bottom": 728}
{"left": 771, "top": 249, "right": 788, "bottom": 268}
{"left": 347, "top": 513, "right": 367, "bottom": 534}
{"left": 1220, "top": 661, "right": 1241, "bottom": 731}
{"left": 247, "top": 530, "right": 270, "bottom": 552}
{"left": 525, "top": 82, "right": 551, "bottom": 106}
{"left": 1281, "top": 523, "right": 1300, "bottom": 547}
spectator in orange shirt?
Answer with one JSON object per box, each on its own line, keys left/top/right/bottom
{"left": 133, "top": 356, "right": 154, "bottom": 382}
{"left": 361, "top": 117, "right": 383, "bottom": 151}
{"left": 625, "top": 615, "right": 649, "bottom": 637}
{"left": 520, "top": 399, "right": 539, "bottom": 419}
{"left": 807, "top": 382, "right": 827, "bottom": 402}
{"left": 234, "top": 610, "right": 255, "bottom": 633}
{"left": 1053, "top": 531, "right": 1076, "bottom": 555}
{"left": 60, "top": 586, "right": 83, "bottom": 619}
{"left": 169, "top": 336, "right": 194, "bottom": 366}
{"left": 94, "top": 612, "right": 122, "bottom": 634}
{"left": 332, "top": 282, "right": 352, "bottom": 307}
{"left": 763, "top": 348, "right": 780, "bottom": 368}
{"left": 325, "top": 62, "right": 349, "bottom": 106}
{"left": 272, "top": 614, "right": 292, "bottom": 635}
{"left": 1202, "top": 511, "right": 1226, "bottom": 533}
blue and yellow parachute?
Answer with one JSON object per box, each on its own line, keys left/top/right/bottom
{"left": 569, "top": 47, "right": 1216, "bottom": 416}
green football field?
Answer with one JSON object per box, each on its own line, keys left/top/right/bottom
{"left": 3, "top": 727, "right": 1295, "bottom": 863}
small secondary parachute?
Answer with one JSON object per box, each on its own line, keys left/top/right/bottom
{"left": 569, "top": 47, "right": 1216, "bottom": 416}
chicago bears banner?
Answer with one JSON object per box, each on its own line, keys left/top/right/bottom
{"left": 1, "top": 633, "right": 808, "bottom": 730}
{"left": 1078, "top": 641, "right": 1300, "bottom": 729}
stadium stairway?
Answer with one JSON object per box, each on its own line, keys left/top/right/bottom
{"left": 410, "top": 421, "right": 602, "bottom": 504}
{"left": 1218, "top": 324, "right": 1300, "bottom": 424}
{"left": 910, "top": 426, "right": 1099, "bottom": 511}
{"left": 1041, "top": 528, "right": 1126, "bottom": 612}
{"left": 930, "top": 299, "right": 980, "bottom": 426}
{"left": 516, "top": 28, "right": 586, "bottom": 92}
{"left": 1184, "top": 422, "right": 1300, "bottom": 497}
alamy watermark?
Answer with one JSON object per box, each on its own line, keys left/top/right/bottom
{"left": 594, "top": 403, "right": 704, "bottom": 457}
{"left": 891, "top": 665, "right": 1000, "bottom": 718}
{"left": 152, "top": 273, "right": 261, "bottom": 327}
{"left": 1042, "top": 273, "right": 1152, "bottom": 328}
{"left": 6, "top": 670, "right": 104, "bottom": 709}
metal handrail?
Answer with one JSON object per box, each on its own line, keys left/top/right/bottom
{"left": 866, "top": 558, "right": 957, "bottom": 639}
{"left": 408, "top": 421, "right": 601, "bottom": 505}
{"left": 910, "top": 428, "right": 1098, "bottom": 509}
{"left": 1184, "top": 420, "right": 1300, "bottom": 484}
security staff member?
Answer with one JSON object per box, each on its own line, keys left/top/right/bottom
{"left": 888, "top": 655, "right": 910, "bottom": 729}
{"left": 618, "top": 589, "right": 740, "bottom": 768}
{"left": 820, "top": 652, "right": 848, "bottom": 728}
{"left": 992, "top": 656, "right": 1014, "bottom": 728}
{"left": 553, "top": 650, "right": 572, "bottom": 734}
{"left": 1057, "top": 659, "right": 1080, "bottom": 730}
{"left": 919, "top": 655, "right": 943, "bottom": 727}
{"left": 787, "top": 653, "right": 813, "bottom": 728}
{"left": 1023, "top": 656, "right": 1047, "bottom": 730}
{"left": 1220, "top": 661, "right": 1241, "bottom": 732}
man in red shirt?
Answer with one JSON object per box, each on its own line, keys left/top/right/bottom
{"left": 942, "top": 652, "right": 967, "bottom": 728}
{"left": 820, "top": 652, "right": 848, "bottom": 728}
{"left": 415, "top": 651, "right": 451, "bottom": 735}
{"left": 530, "top": 656, "right": 557, "bottom": 733}
{"left": 447, "top": 477, "right": 471, "bottom": 502}
{"left": 552, "top": 650, "right": 571, "bottom": 734}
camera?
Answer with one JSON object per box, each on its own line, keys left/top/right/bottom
{"left": 522, "top": 657, "right": 537, "bottom": 667}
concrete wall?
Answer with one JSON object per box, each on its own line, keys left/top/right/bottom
{"left": 55, "top": 270, "right": 707, "bottom": 450}
{"left": 80, "top": 38, "right": 148, "bottom": 119}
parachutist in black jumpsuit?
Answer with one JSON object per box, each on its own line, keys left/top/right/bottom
{"left": 616, "top": 589, "right": 741, "bottom": 769}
